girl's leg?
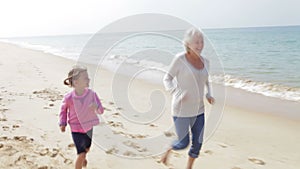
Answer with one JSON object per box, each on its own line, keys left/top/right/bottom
{"left": 72, "top": 129, "right": 93, "bottom": 169}
{"left": 82, "top": 148, "right": 90, "bottom": 167}
{"left": 82, "top": 129, "right": 92, "bottom": 167}
{"left": 83, "top": 159, "right": 87, "bottom": 167}
{"left": 75, "top": 152, "right": 86, "bottom": 169}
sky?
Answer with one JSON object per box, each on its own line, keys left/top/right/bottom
{"left": 0, "top": 0, "right": 300, "bottom": 38}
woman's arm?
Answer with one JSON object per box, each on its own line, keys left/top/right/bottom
{"left": 163, "top": 56, "right": 180, "bottom": 93}
{"left": 204, "top": 59, "right": 215, "bottom": 104}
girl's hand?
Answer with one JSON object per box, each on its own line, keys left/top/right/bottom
{"left": 89, "top": 103, "right": 98, "bottom": 112}
{"left": 60, "top": 126, "right": 66, "bottom": 132}
{"left": 206, "top": 96, "right": 215, "bottom": 105}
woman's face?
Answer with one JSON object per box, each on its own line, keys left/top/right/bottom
{"left": 187, "top": 34, "right": 204, "bottom": 55}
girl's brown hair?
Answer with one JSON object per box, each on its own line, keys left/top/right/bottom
{"left": 63, "top": 65, "right": 87, "bottom": 87}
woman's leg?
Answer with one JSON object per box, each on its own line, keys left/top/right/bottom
{"left": 161, "top": 116, "right": 190, "bottom": 165}
{"left": 173, "top": 116, "right": 191, "bottom": 150}
{"left": 187, "top": 114, "right": 205, "bottom": 169}
{"left": 160, "top": 147, "right": 172, "bottom": 164}
{"left": 187, "top": 157, "right": 196, "bottom": 169}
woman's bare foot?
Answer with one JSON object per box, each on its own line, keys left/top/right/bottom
{"left": 186, "top": 156, "right": 195, "bottom": 169}
{"left": 160, "top": 148, "right": 172, "bottom": 165}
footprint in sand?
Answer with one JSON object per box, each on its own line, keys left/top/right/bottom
{"left": 248, "top": 157, "right": 266, "bottom": 165}
{"left": 0, "top": 117, "right": 7, "bottom": 121}
{"left": 112, "top": 112, "right": 120, "bottom": 116}
{"left": 13, "top": 136, "right": 28, "bottom": 141}
{"left": 49, "top": 148, "right": 60, "bottom": 158}
{"left": 204, "top": 150, "right": 213, "bottom": 155}
{"left": 40, "top": 134, "right": 47, "bottom": 140}
{"left": 32, "top": 88, "right": 63, "bottom": 102}
{"left": 34, "top": 147, "right": 60, "bottom": 157}
{"left": 15, "top": 154, "right": 28, "bottom": 165}
{"left": 112, "top": 130, "right": 147, "bottom": 139}
{"left": 123, "top": 150, "right": 137, "bottom": 157}
{"left": 164, "top": 131, "right": 175, "bottom": 137}
{"left": 129, "top": 133, "right": 147, "bottom": 139}
{"left": 105, "top": 147, "right": 119, "bottom": 155}
{"left": 12, "top": 124, "right": 20, "bottom": 129}
{"left": 3, "top": 144, "right": 13, "bottom": 150}
{"left": 123, "top": 140, "right": 147, "bottom": 152}
{"left": 218, "top": 143, "right": 228, "bottom": 148}
{"left": 107, "top": 121, "right": 124, "bottom": 128}
{"left": 0, "top": 136, "right": 8, "bottom": 141}
{"left": 2, "top": 126, "right": 9, "bottom": 131}
{"left": 112, "top": 112, "right": 120, "bottom": 118}
{"left": 8, "top": 147, "right": 18, "bottom": 156}
{"left": 64, "top": 159, "right": 73, "bottom": 165}
{"left": 149, "top": 124, "right": 157, "bottom": 127}
{"left": 0, "top": 108, "right": 9, "bottom": 112}
{"left": 68, "top": 143, "right": 75, "bottom": 149}
{"left": 116, "top": 107, "right": 122, "bottom": 110}
{"left": 231, "top": 167, "right": 242, "bottom": 169}
{"left": 38, "top": 148, "right": 49, "bottom": 156}
{"left": 58, "top": 153, "right": 73, "bottom": 165}
{"left": 104, "top": 107, "right": 112, "bottom": 111}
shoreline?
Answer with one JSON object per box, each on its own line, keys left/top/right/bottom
{"left": 0, "top": 42, "right": 299, "bottom": 169}
{"left": 1, "top": 38, "right": 299, "bottom": 103}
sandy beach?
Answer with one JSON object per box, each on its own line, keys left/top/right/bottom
{"left": 0, "top": 41, "right": 299, "bottom": 169}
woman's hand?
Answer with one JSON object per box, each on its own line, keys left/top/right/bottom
{"left": 206, "top": 96, "right": 215, "bottom": 105}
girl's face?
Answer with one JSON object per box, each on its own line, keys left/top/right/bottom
{"left": 187, "top": 34, "right": 204, "bottom": 55}
{"left": 74, "top": 71, "right": 90, "bottom": 89}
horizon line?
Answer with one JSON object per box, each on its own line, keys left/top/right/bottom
{"left": 1, "top": 24, "right": 299, "bottom": 39}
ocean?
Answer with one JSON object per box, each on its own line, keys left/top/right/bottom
{"left": 1, "top": 25, "right": 300, "bottom": 102}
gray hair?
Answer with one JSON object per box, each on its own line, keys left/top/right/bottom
{"left": 183, "top": 27, "right": 204, "bottom": 52}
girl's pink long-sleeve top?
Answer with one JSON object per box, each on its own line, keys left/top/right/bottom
{"left": 59, "top": 88, "right": 104, "bottom": 133}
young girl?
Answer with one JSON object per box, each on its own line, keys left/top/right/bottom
{"left": 59, "top": 66, "right": 104, "bottom": 169}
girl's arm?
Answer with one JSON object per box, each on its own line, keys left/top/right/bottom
{"left": 59, "top": 96, "right": 68, "bottom": 127}
{"left": 94, "top": 93, "right": 104, "bottom": 114}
